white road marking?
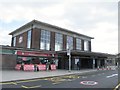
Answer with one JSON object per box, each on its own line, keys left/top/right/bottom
{"left": 80, "top": 81, "right": 98, "bottom": 85}
{"left": 106, "top": 74, "right": 118, "bottom": 78}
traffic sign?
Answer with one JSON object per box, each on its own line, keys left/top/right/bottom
{"left": 67, "top": 49, "right": 70, "bottom": 56}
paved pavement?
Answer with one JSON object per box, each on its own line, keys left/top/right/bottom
{"left": 1, "top": 69, "right": 97, "bottom": 82}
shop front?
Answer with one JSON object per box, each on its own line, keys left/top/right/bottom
{"left": 15, "top": 50, "right": 57, "bottom": 71}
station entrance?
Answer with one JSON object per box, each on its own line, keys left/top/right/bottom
{"left": 57, "top": 56, "right": 94, "bottom": 70}
{"left": 57, "top": 51, "right": 107, "bottom": 70}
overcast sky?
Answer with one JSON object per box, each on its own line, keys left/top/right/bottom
{"left": 0, "top": 0, "right": 118, "bottom": 54}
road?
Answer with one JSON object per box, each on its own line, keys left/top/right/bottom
{"left": 0, "top": 70, "right": 118, "bottom": 90}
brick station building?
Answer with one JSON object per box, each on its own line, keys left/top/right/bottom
{"left": 0, "top": 20, "right": 113, "bottom": 70}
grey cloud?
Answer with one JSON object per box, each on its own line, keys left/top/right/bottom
{"left": 62, "top": 2, "right": 117, "bottom": 30}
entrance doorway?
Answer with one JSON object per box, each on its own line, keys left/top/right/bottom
{"left": 80, "top": 58, "right": 93, "bottom": 69}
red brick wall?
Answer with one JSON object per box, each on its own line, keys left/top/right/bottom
{"left": 23, "top": 32, "right": 27, "bottom": 49}
{"left": 73, "top": 37, "right": 76, "bottom": 50}
{"left": 63, "top": 35, "right": 67, "bottom": 50}
{"left": 31, "top": 28, "right": 41, "bottom": 49}
{"left": 88, "top": 41, "right": 91, "bottom": 51}
{"left": 16, "top": 35, "right": 19, "bottom": 47}
{"left": 11, "top": 37, "right": 14, "bottom": 47}
{"left": 81, "top": 39, "right": 84, "bottom": 51}
{"left": 16, "top": 32, "right": 27, "bottom": 48}
{"left": 50, "top": 32, "right": 55, "bottom": 51}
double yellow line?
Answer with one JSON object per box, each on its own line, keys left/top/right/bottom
{"left": 0, "top": 79, "right": 42, "bottom": 88}
{"left": 21, "top": 85, "right": 41, "bottom": 88}
{"left": 0, "top": 75, "right": 78, "bottom": 88}
{"left": 0, "top": 78, "right": 43, "bottom": 85}
{"left": 0, "top": 82, "right": 17, "bottom": 85}
{"left": 114, "top": 83, "right": 120, "bottom": 90}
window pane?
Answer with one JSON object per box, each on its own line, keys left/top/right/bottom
{"left": 76, "top": 38, "right": 81, "bottom": 50}
{"left": 40, "top": 30, "right": 50, "bottom": 50}
{"left": 13, "top": 37, "right": 16, "bottom": 47}
{"left": 55, "top": 33, "right": 63, "bottom": 51}
{"left": 46, "top": 43, "right": 50, "bottom": 50}
{"left": 27, "top": 30, "right": 31, "bottom": 48}
{"left": 66, "top": 36, "right": 73, "bottom": 50}
{"left": 84, "top": 40, "right": 88, "bottom": 51}
{"left": 40, "top": 42, "right": 45, "bottom": 49}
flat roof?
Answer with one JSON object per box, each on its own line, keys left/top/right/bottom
{"left": 56, "top": 50, "right": 115, "bottom": 58}
{"left": 9, "top": 20, "right": 94, "bottom": 39}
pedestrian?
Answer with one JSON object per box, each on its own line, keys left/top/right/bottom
{"left": 49, "top": 62, "right": 51, "bottom": 70}
{"left": 34, "top": 64, "right": 37, "bottom": 72}
{"left": 77, "top": 61, "right": 80, "bottom": 70}
{"left": 21, "top": 62, "right": 24, "bottom": 71}
{"left": 46, "top": 62, "right": 49, "bottom": 71}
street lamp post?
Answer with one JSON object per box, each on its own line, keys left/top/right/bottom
{"left": 67, "top": 48, "right": 71, "bottom": 72}
{"left": 67, "top": 38, "right": 72, "bottom": 72}
{"left": 69, "top": 49, "right": 71, "bottom": 72}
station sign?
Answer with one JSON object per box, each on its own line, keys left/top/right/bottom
{"left": 16, "top": 50, "right": 52, "bottom": 57}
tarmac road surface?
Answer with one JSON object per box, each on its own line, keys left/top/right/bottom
{"left": 0, "top": 70, "right": 118, "bottom": 90}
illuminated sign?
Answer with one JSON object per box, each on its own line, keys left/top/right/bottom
{"left": 16, "top": 50, "right": 52, "bottom": 57}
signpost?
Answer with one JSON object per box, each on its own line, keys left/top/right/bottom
{"left": 67, "top": 48, "right": 71, "bottom": 72}
{"left": 67, "top": 39, "right": 71, "bottom": 72}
